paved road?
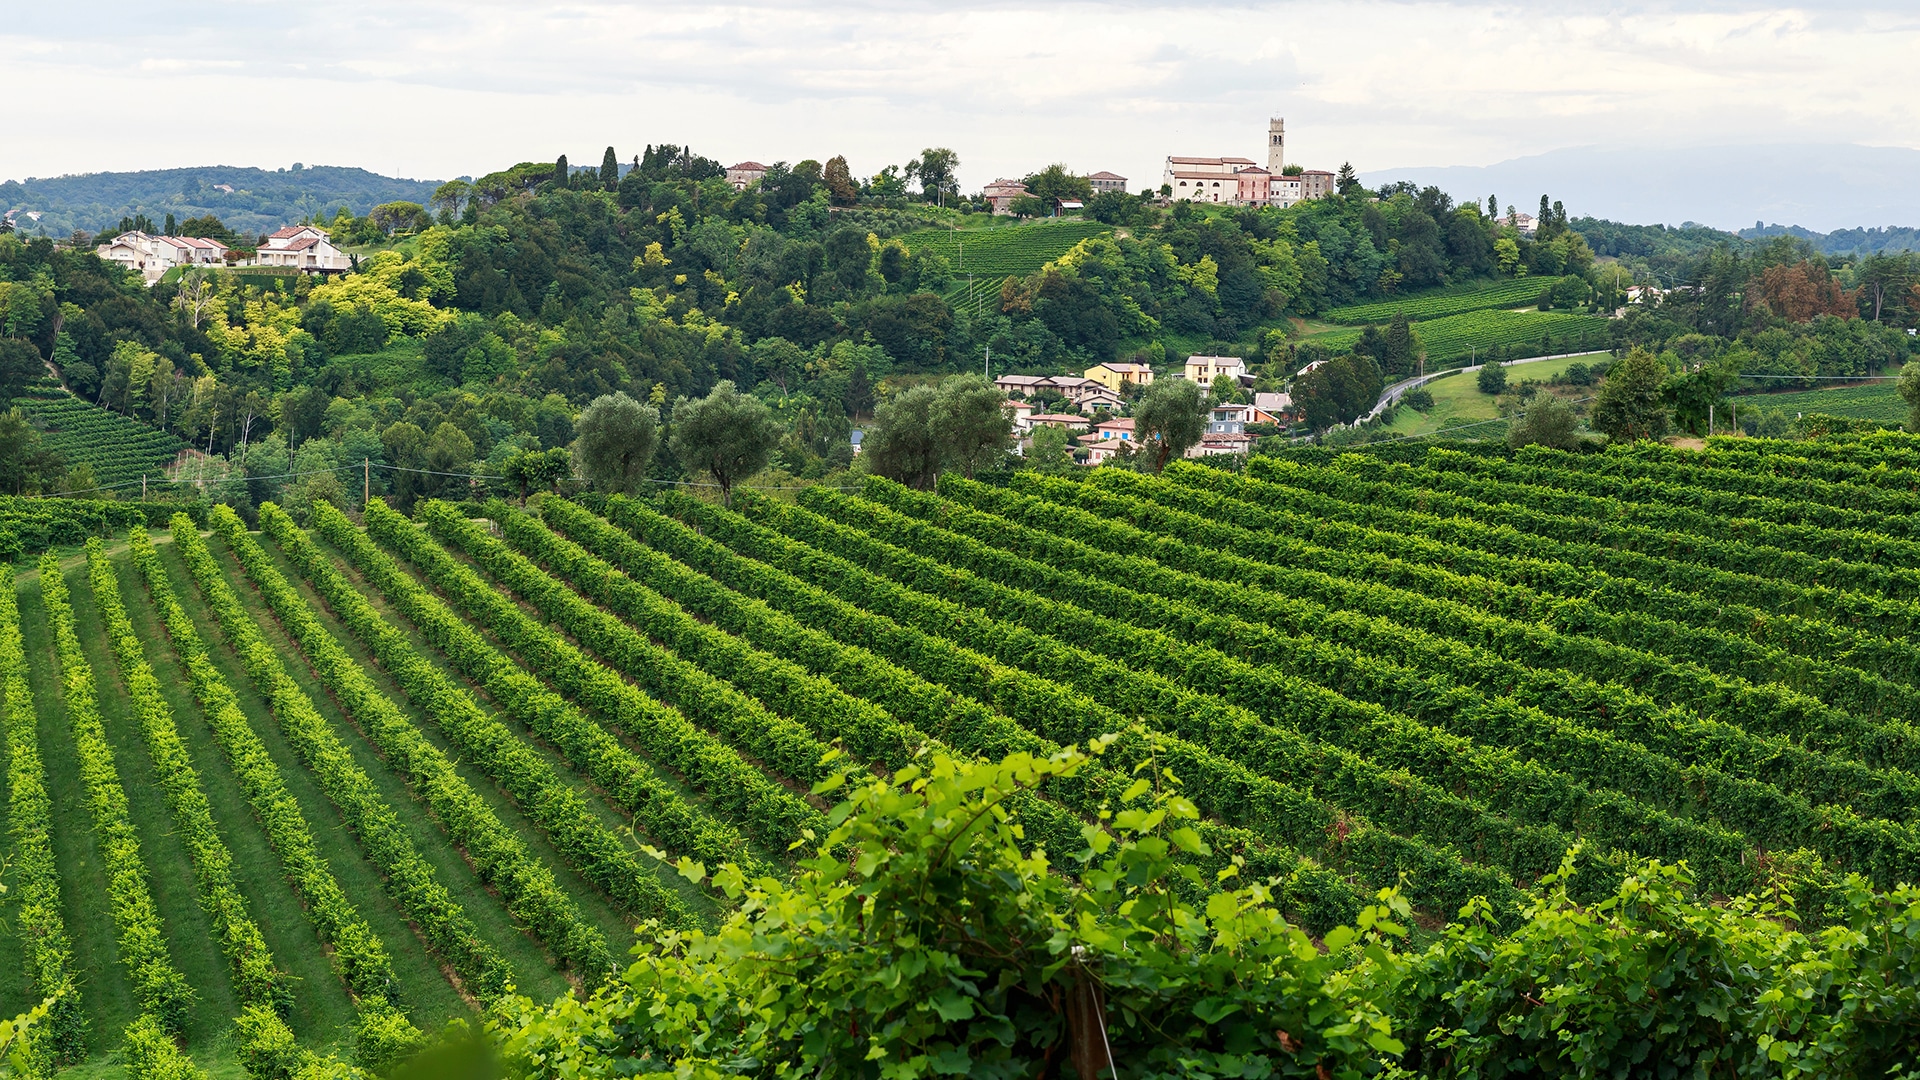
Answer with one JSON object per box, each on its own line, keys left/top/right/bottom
{"left": 1357, "top": 349, "right": 1613, "bottom": 425}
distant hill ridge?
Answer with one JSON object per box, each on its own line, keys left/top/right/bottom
{"left": 0, "top": 164, "right": 443, "bottom": 239}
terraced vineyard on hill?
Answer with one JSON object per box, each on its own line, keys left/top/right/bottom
{"left": 900, "top": 220, "right": 1112, "bottom": 312}
{"left": 13, "top": 433, "right": 1920, "bottom": 1071}
{"left": 11, "top": 382, "right": 187, "bottom": 492}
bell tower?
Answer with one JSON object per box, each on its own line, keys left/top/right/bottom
{"left": 1268, "top": 117, "right": 1285, "bottom": 173}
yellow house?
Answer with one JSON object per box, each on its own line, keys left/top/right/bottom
{"left": 1083, "top": 362, "right": 1155, "bottom": 393}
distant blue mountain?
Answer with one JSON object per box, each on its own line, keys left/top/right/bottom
{"left": 0, "top": 164, "right": 443, "bottom": 240}
{"left": 1362, "top": 143, "right": 1920, "bottom": 240}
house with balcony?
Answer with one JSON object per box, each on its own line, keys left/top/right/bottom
{"left": 95, "top": 231, "right": 231, "bottom": 283}
{"left": 1180, "top": 355, "right": 1253, "bottom": 390}
{"left": 252, "top": 226, "right": 350, "bottom": 273}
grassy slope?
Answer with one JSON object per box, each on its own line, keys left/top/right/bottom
{"left": 1377, "top": 353, "right": 1600, "bottom": 440}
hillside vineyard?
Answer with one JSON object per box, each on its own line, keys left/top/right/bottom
{"left": 13, "top": 435, "right": 1920, "bottom": 1067}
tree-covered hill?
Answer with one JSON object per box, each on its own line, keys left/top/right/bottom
{"left": 0, "top": 165, "right": 442, "bottom": 239}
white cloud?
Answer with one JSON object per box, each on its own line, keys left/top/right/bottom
{"left": 1, "top": 0, "right": 1915, "bottom": 202}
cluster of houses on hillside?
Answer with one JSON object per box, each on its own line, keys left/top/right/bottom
{"left": 94, "top": 225, "right": 352, "bottom": 283}
{"left": 988, "top": 355, "right": 1293, "bottom": 464}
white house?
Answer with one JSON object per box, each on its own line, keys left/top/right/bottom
{"left": 95, "top": 231, "right": 231, "bottom": 283}
{"left": 1207, "top": 403, "right": 1280, "bottom": 434}
{"left": 252, "top": 226, "right": 350, "bottom": 273}
{"left": 1187, "top": 432, "right": 1256, "bottom": 459}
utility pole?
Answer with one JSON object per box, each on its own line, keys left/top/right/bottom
{"left": 364, "top": 458, "right": 371, "bottom": 506}
{"left": 983, "top": 344, "right": 991, "bottom": 380}
{"left": 141, "top": 473, "right": 146, "bottom": 501}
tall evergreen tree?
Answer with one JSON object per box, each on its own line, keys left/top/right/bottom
{"left": 600, "top": 146, "right": 619, "bottom": 190}
{"left": 553, "top": 153, "right": 569, "bottom": 188}
{"left": 164, "top": 212, "right": 177, "bottom": 236}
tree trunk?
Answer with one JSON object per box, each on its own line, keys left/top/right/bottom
{"left": 1064, "top": 971, "right": 1112, "bottom": 1079}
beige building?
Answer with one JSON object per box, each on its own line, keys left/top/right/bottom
{"left": 252, "top": 226, "right": 350, "bottom": 273}
{"left": 95, "top": 231, "right": 231, "bottom": 283}
{"left": 725, "top": 162, "right": 769, "bottom": 191}
{"left": 1087, "top": 171, "right": 1128, "bottom": 193}
{"left": 982, "top": 178, "right": 1032, "bottom": 215}
{"left": 1083, "top": 362, "right": 1154, "bottom": 393}
{"left": 1182, "top": 354, "right": 1250, "bottom": 390}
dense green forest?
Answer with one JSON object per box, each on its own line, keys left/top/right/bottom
{"left": 0, "top": 166, "right": 440, "bottom": 240}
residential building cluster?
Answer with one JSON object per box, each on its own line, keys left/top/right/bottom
{"left": 992, "top": 355, "right": 1293, "bottom": 465}
{"left": 95, "top": 224, "right": 351, "bottom": 284}
{"left": 1162, "top": 118, "right": 1335, "bottom": 208}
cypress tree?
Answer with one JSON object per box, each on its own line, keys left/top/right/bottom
{"left": 601, "top": 146, "right": 619, "bottom": 190}
{"left": 164, "top": 212, "right": 177, "bottom": 235}
{"left": 553, "top": 154, "right": 569, "bottom": 189}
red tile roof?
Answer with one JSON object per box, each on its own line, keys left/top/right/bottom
{"left": 727, "top": 161, "right": 768, "bottom": 172}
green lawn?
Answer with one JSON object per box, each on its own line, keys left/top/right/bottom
{"left": 1377, "top": 353, "right": 1602, "bottom": 440}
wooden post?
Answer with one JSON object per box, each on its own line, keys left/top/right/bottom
{"left": 364, "top": 458, "right": 370, "bottom": 506}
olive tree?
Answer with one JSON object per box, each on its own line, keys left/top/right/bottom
{"left": 571, "top": 391, "right": 659, "bottom": 496}
{"left": 669, "top": 381, "right": 780, "bottom": 505}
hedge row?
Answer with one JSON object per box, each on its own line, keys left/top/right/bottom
{"left": 798, "top": 486, "right": 1808, "bottom": 897}
{"left": 130, "top": 527, "right": 421, "bottom": 1068}
{"left": 0, "top": 566, "right": 86, "bottom": 1063}
{"left": 1014, "top": 470, "right": 1920, "bottom": 781}
{"left": 247, "top": 503, "right": 613, "bottom": 979}
{"left": 308, "top": 502, "right": 743, "bottom": 902}
{"left": 174, "top": 514, "right": 515, "bottom": 1002}
{"left": 935, "top": 474, "right": 1920, "bottom": 830}
{"left": 568, "top": 494, "right": 1373, "bottom": 932}
{"left": 351, "top": 498, "right": 820, "bottom": 857}
{"left": 39, "top": 553, "right": 195, "bottom": 1034}
{"left": 903, "top": 476, "right": 1920, "bottom": 888}
{"left": 85, "top": 539, "right": 291, "bottom": 1015}
{"left": 1162, "top": 460, "right": 1920, "bottom": 689}
{"left": 657, "top": 490, "right": 1543, "bottom": 922}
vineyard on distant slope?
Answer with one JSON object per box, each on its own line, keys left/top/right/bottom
{"left": 12, "top": 382, "right": 186, "bottom": 490}
{"left": 15, "top": 432, "right": 1920, "bottom": 1069}
{"left": 901, "top": 220, "right": 1112, "bottom": 311}
{"left": 1323, "top": 277, "right": 1550, "bottom": 324}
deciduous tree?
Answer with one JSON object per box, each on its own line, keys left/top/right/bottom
{"left": 1590, "top": 347, "right": 1671, "bottom": 442}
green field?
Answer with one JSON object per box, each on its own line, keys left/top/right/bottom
{"left": 1732, "top": 381, "right": 1905, "bottom": 426}
{"left": 1376, "top": 352, "right": 1600, "bottom": 440}
{"left": 899, "top": 220, "right": 1112, "bottom": 311}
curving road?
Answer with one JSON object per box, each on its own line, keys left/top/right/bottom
{"left": 1358, "top": 349, "right": 1613, "bottom": 425}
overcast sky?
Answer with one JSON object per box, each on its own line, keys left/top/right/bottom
{"left": 5, "top": 1, "right": 1917, "bottom": 199}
